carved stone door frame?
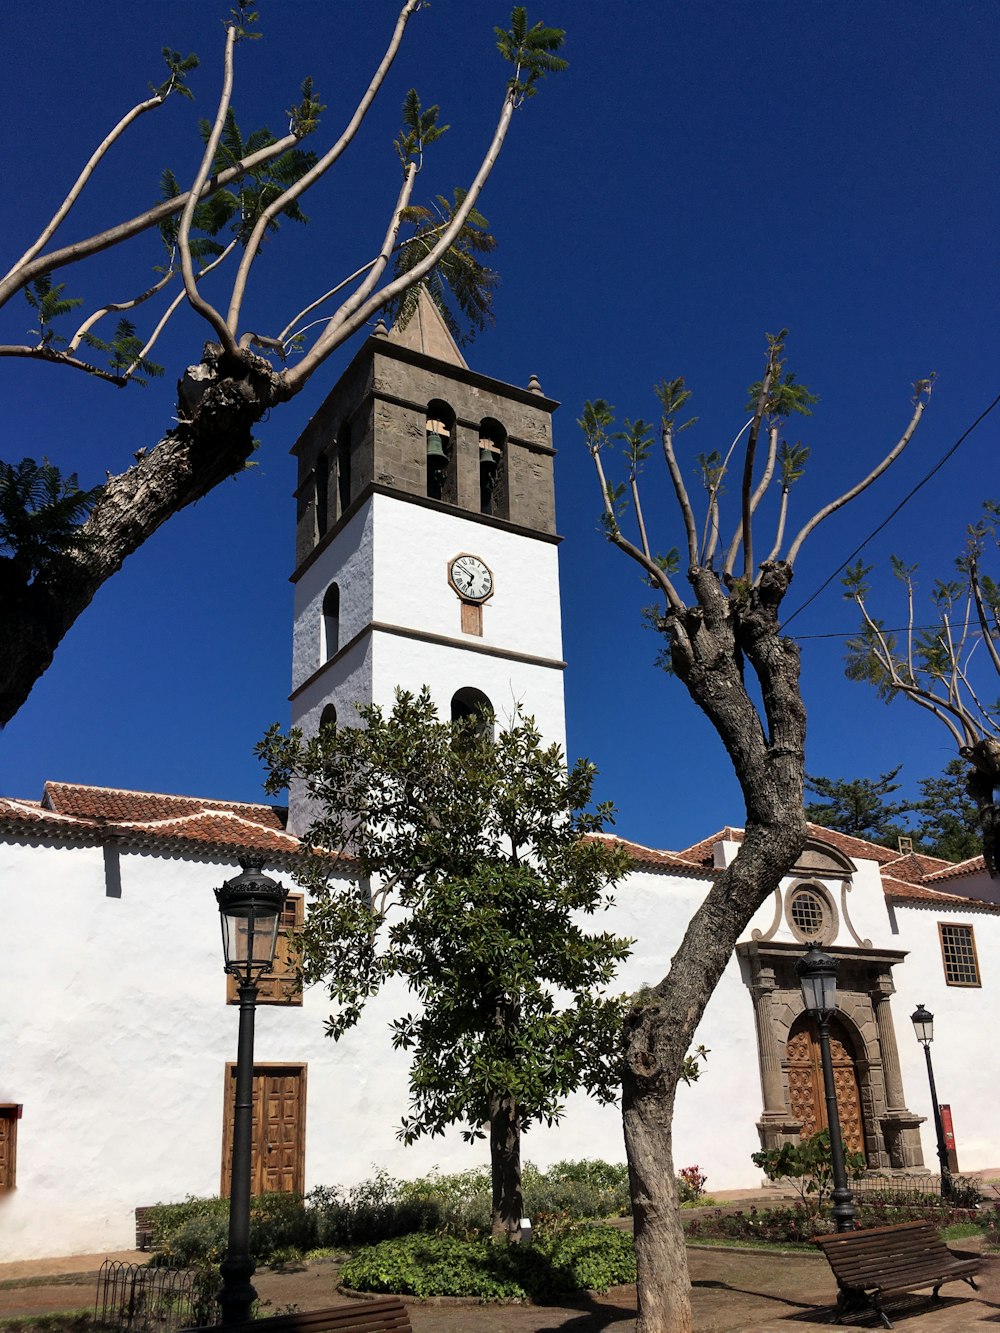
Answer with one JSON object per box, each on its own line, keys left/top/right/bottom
{"left": 737, "top": 940, "right": 926, "bottom": 1174}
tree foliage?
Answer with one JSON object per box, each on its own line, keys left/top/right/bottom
{"left": 843, "top": 499, "right": 1000, "bottom": 873}
{"left": 0, "top": 6, "right": 565, "bottom": 725}
{"left": 805, "top": 767, "right": 912, "bottom": 847}
{"left": 804, "top": 758, "right": 983, "bottom": 863}
{"left": 259, "top": 688, "right": 632, "bottom": 1241}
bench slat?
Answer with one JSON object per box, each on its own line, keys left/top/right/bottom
{"left": 182, "top": 1297, "right": 412, "bottom": 1333}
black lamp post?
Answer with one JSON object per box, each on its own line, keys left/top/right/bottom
{"left": 796, "top": 943, "right": 857, "bottom": 1232}
{"left": 910, "top": 1003, "right": 952, "bottom": 1199}
{"left": 215, "top": 857, "right": 288, "bottom": 1326}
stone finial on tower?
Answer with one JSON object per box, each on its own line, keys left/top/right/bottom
{"left": 527, "top": 372, "right": 544, "bottom": 395}
{"left": 372, "top": 317, "right": 389, "bottom": 338}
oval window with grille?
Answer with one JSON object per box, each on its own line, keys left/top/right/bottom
{"left": 789, "top": 887, "right": 827, "bottom": 940}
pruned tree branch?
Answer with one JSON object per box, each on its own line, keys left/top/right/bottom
{"left": 785, "top": 380, "right": 932, "bottom": 564}
{"left": 226, "top": 0, "right": 422, "bottom": 334}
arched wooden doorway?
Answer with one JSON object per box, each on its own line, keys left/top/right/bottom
{"left": 786, "top": 1014, "right": 865, "bottom": 1154}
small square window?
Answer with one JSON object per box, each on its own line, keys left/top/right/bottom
{"left": 938, "top": 923, "right": 981, "bottom": 987}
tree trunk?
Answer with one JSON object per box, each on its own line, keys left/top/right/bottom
{"left": 489, "top": 1094, "right": 523, "bottom": 1241}
{"left": 1, "top": 342, "right": 288, "bottom": 723}
{"left": 625, "top": 561, "right": 808, "bottom": 1333}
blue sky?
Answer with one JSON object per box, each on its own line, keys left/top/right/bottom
{"left": 2, "top": 1, "right": 998, "bottom": 849}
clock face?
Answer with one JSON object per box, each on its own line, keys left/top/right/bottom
{"left": 450, "top": 553, "right": 494, "bottom": 602}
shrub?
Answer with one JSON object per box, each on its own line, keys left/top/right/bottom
{"left": 149, "top": 1193, "right": 315, "bottom": 1266}
{"left": 145, "top": 1159, "right": 634, "bottom": 1266}
{"left": 682, "top": 1199, "right": 994, "bottom": 1247}
{"left": 751, "top": 1130, "right": 866, "bottom": 1204}
{"left": 677, "top": 1165, "right": 708, "bottom": 1205}
{"left": 340, "top": 1225, "right": 636, "bottom": 1301}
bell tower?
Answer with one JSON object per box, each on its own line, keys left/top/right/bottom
{"left": 287, "top": 291, "right": 566, "bottom": 833}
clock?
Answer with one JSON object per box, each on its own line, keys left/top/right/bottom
{"left": 449, "top": 553, "right": 494, "bottom": 602}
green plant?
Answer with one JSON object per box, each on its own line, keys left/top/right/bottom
{"left": 676, "top": 1165, "right": 708, "bottom": 1205}
{"left": 751, "top": 1130, "right": 866, "bottom": 1204}
{"left": 340, "top": 1225, "right": 635, "bottom": 1301}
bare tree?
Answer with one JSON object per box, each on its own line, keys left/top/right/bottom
{"left": 0, "top": 4, "right": 566, "bottom": 725}
{"left": 581, "top": 333, "right": 931, "bottom": 1333}
{"left": 843, "top": 500, "right": 1000, "bottom": 874}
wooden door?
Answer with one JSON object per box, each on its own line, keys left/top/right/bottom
{"left": 786, "top": 1016, "right": 864, "bottom": 1154}
{"left": 221, "top": 1064, "right": 306, "bottom": 1196}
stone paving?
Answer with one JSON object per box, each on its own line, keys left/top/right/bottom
{"left": 1, "top": 1241, "right": 999, "bottom": 1331}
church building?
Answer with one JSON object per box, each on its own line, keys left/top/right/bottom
{"left": 2, "top": 298, "right": 998, "bottom": 1261}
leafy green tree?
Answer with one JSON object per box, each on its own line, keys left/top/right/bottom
{"left": 912, "top": 758, "right": 982, "bottom": 862}
{"left": 844, "top": 499, "right": 1000, "bottom": 874}
{"left": 259, "top": 688, "right": 632, "bottom": 1242}
{"left": 0, "top": 5, "right": 564, "bottom": 724}
{"left": 804, "top": 767, "right": 913, "bottom": 847}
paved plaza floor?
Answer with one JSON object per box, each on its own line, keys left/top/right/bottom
{"left": 1, "top": 1240, "right": 999, "bottom": 1331}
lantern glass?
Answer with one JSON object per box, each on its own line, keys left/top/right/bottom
{"left": 796, "top": 943, "right": 838, "bottom": 1016}
{"left": 911, "top": 1003, "right": 934, "bottom": 1046}
{"left": 215, "top": 859, "right": 287, "bottom": 979}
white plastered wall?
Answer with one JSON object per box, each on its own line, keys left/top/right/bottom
{"left": 885, "top": 902, "right": 1000, "bottom": 1175}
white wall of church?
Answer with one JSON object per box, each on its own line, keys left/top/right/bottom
{"left": 291, "top": 503, "right": 374, "bottom": 696}
{"left": 6, "top": 825, "right": 1000, "bottom": 1263}
{"left": 886, "top": 905, "right": 1000, "bottom": 1177}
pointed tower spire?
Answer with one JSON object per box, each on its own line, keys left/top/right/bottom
{"left": 387, "top": 285, "right": 468, "bottom": 368}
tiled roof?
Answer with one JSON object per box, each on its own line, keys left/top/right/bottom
{"left": 675, "top": 823, "right": 902, "bottom": 869}
{"left": 879, "top": 850, "right": 953, "bottom": 884}
{"left": 924, "top": 854, "right": 988, "bottom": 883}
{"left": 676, "top": 827, "right": 744, "bottom": 867}
{"left": 588, "top": 832, "right": 710, "bottom": 875}
{"left": 0, "top": 782, "right": 299, "bottom": 862}
{"left": 43, "top": 781, "right": 287, "bottom": 830}
{"left": 881, "top": 872, "right": 1000, "bottom": 912}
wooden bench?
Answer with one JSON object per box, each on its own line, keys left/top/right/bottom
{"left": 814, "top": 1218, "right": 982, "bottom": 1328}
{"left": 182, "top": 1298, "right": 412, "bottom": 1333}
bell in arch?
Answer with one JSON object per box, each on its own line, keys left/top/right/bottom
{"left": 426, "top": 418, "right": 449, "bottom": 462}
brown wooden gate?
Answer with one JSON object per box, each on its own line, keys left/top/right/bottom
{"left": 221, "top": 1063, "right": 306, "bottom": 1196}
{"left": 786, "top": 1015, "right": 864, "bottom": 1154}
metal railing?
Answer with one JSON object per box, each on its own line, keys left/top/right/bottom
{"left": 95, "top": 1259, "right": 204, "bottom": 1333}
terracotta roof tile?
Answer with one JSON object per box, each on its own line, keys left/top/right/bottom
{"left": 588, "top": 832, "right": 709, "bottom": 874}
{"left": 881, "top": 872, "right": 1000, "bottom": 911}
{"left": 878, "top": 851, "right": 953, "bottom": 883}
{"left": 675, "top": 827, "right": 743, "bottom": 866}
{"left": 42, "top": 781, "right": 287, "bottom": 831}
{"left": 924, "top": 854, "right": 988, "bottom": 882}
{"left": 1, "top": 782, "right": 296, "bottom": 860}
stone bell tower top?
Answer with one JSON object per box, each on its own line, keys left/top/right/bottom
{"left": 290, "top": 288, "right": 559, "bottom": 579}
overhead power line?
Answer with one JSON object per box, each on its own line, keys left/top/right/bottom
{"left": 781, "top": 386, "right": 1000, "bottom": 631}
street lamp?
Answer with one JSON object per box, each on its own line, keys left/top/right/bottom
{"left": 910, "top": 1004, "right": 952, "bottom": 1199}
{"left": 215, "top": 857, "right": 288, "bottom": 1326}
{"left": 796, "top": 943, "right": 857, "bottom": 1232}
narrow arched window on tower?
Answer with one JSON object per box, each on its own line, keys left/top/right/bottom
{"left": 451, "top": 687, "right": 494, "bottom": 742}
{"left": 322, "top": 583, "right": 340, "bottom": 661}
{"left": 478, "top": 419, "right": 507, "bottom": 518}
{"left": 426, "top": 399, "right": 456, "bottom": 504}
{"left": 315, "top": 452, "right": 330, "bottom": 539}
{"left": 319, "top": 703, "right": 337, "bottom": 733}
